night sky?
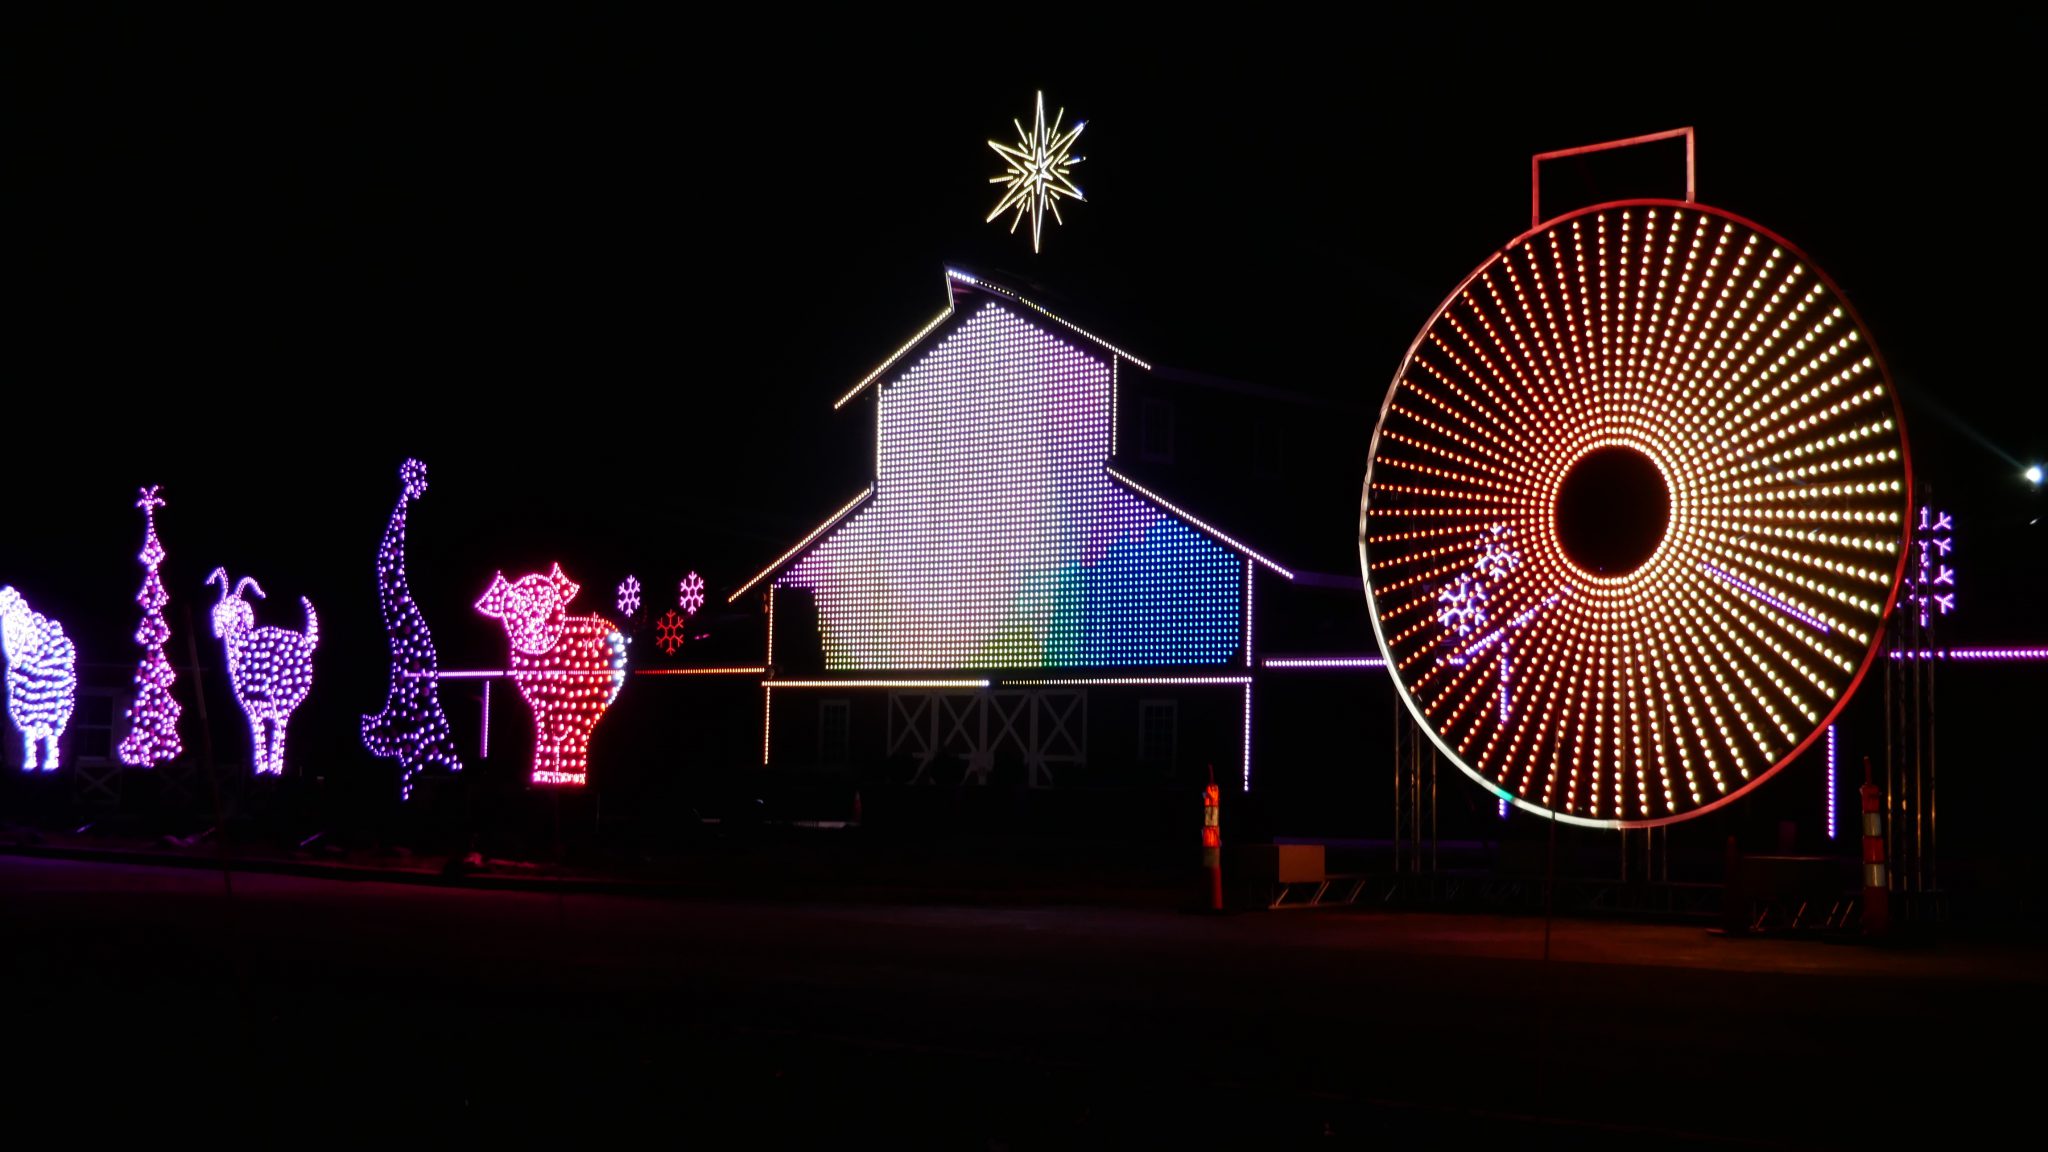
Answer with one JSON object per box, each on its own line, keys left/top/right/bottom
{"left": 12, "top": 15, "right": 2045, "bottom": 763}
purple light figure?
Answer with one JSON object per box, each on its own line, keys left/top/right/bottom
{"left": 1909, "top": 506, "right": 1957, "bottom": 628}
{"left": 1437, "top": 526, "right": 1530, "bottom": 722}
{"left": 361, "top": 459, "right": 462, "bottom": 800}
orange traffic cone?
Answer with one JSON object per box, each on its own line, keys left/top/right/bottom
{"left": 1202, "top": 765, "right": 1223, "bottom": 911}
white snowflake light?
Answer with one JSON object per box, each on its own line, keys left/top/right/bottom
{"left": 679, "top": 571, "right": 705, "bottom": 617}
{"left": 0, "top": 586, "right": 77, "bottom": 771}
{"left": 986, "top": 90, "right": 1085, "bottom": 253}
{"left": 617, "top": 575, "right": 642, "bottom": 620}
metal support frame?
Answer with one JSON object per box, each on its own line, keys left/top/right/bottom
{"left": 1531, "top": 127, "right": 1695, "bottom": 227}
{"left": 1618, "top": 824, "right": 1669, "bottom": 884}
{"left": 1884, "top": 501, "right": 1942, "bottom": 922}
{"left": 1391, "top": 697, "right": 1437, "bottom": 874}
{"left": 1268, "top": 876, "right": 1368, "bottom": 910}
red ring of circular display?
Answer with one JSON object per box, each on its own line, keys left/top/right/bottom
{"left": 1361, "top": 200, "right": 1911, "bottom": 827}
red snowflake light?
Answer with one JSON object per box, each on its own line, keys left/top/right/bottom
{"left": 654, "top": 609, "right": 687, "bottom": 656}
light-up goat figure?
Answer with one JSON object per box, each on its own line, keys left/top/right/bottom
{"left": 0, "top": 586, "right": 77, "bottom": 771}
{"left": 475, "top": 563, "right": 627, "bottom": 787}
{"left": 207, "top": 568, "right": 319, "bottom": 775}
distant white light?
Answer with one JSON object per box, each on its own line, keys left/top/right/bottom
{"left": 2026, "top": 464, "right": 2044, "bottom": 486}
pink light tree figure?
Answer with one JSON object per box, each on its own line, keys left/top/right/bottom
{"left": 207, "top": 568, "right": 319, "bottom": 775}
{"left": 0, "top": 586, "right": 77, "bottom": 771}
{"left": 118, "top": 485, "right": 184, "bottom": 767}
{"left": 361, "top": 459, "right": 462, "bottom": 800}
{"left": 474, "top": 563, "right": 627, "bottom": 787}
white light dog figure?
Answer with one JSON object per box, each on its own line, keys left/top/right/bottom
{"left": 207, "top": 567, "right": 319, "bottom": 775}
{"left": 0, "top": 586, "right": 77, "bottom": 771}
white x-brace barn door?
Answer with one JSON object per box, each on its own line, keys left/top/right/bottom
{"left": 886, "top": 689, "right": 1086, "bottom": 788}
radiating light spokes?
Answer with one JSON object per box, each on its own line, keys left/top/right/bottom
{"left": 1362, "top": 200, "right": 1910, "bottom": 827}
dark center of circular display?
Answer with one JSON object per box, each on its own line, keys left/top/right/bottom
{"left": 1556, "top": 446, "right": 1670, "bottom": 576}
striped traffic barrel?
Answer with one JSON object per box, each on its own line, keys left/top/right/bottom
{"left": 1860, "top": 758, "right": 1889, "bottom": 936}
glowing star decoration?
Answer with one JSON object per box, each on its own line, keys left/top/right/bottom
{"left": 360, "top": 459, "right": 462, "bottom": 800}
{"left": 1905, "top": 506, "right": 1956, "bottom": 628}
{"left": 474, "top": 563, "right": 627, "bottom": 787}
{"left": 679, "top": 571, "right": 705, "bottom": 617}
{"left": 206, "top": 568, "right": 319, "bottom": 776}
{"left": 654, "top": 610, "right": 687, "bottom": 656}
{"left": 617, "top": 575, "right": 641, "bottom": 620}
{"left": 775, "top": 300, "right": 1246, "bottom": 670}
{"left": 986, "top": 90, "right": 1085, "bottom": 254}
{"left": 1362, "top": 201, "right": 1910, "bottom": 827}
{"left": 0, "top": 586, "right": 77, "bottom": 771}
{"left": 117, "top": 486, "right": 184, "bottom": 767}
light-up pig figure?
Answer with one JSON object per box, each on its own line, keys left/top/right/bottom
{"left": 474, "top": 563, "right": 627, "bottom": 786}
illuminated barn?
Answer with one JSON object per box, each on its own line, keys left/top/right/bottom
{"left": 732, "top": 270, "right": 1293, "bottom": 789}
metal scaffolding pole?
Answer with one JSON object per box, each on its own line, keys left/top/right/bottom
{"left": 1882, "top": 487, "right": 1942, "bottom": 924}
{"left": 1392, "top": 701, "right": 1437, "bottom": 877}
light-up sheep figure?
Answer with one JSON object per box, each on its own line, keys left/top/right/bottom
{"left": 0, "top": 586, "right": 77, "bottom": 771}
{"left": 475, "top": 563, "right": 627, "bottom": 787}
{"left": 361, "top": 459, "right": 462, "bottom": 800}
{"left": 207, "top": 568, "right": 319, "bottom": 775}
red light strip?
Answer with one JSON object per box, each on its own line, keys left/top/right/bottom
{"left": 1531, "top": 127, "right": 1694, "bottom": 228}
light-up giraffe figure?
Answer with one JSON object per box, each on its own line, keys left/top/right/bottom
{"left": 361, "top": 458, "right": 463, "bottom": 800}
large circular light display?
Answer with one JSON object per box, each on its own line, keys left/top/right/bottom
{"left": 1361, "top": 200, "right": 1910, "bottom": 827}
